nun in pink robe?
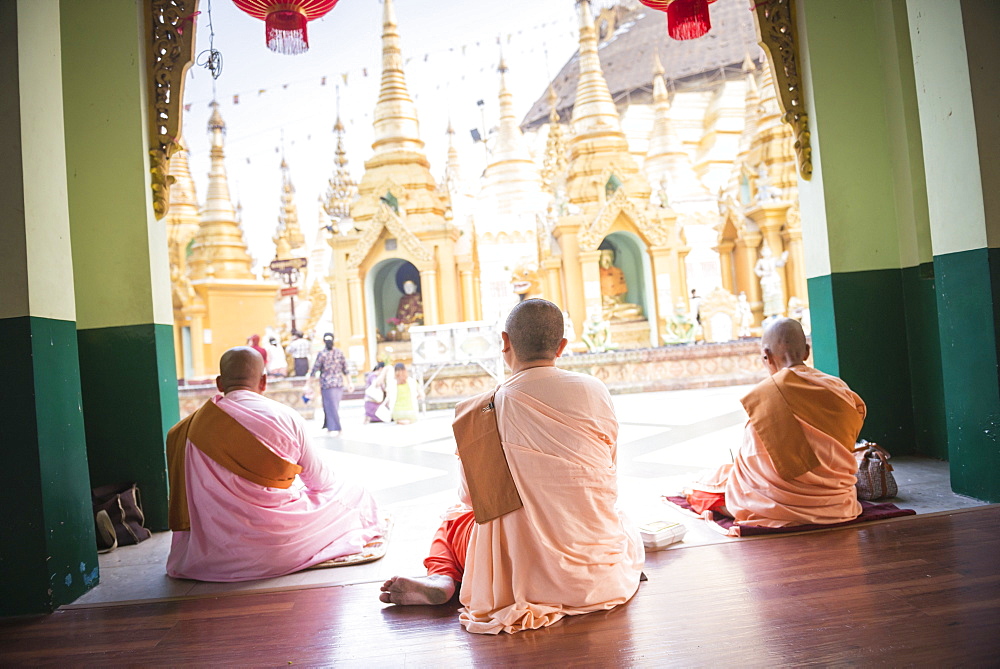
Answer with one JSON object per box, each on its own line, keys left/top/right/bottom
{"left": 167, "top": 390, "right": 385, "bottom": 582}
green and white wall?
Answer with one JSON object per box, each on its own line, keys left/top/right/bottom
{"left": 0, "top": 0, "right": 99, "bottom": 616}
{"left": 0, "top": 0, "right": 178, "bottom": 616}
{"left": 799, "top": 0, "right": 999, "bottom": 501}
{"left": 60, "top": 0, "right": 178, "bottom": 532}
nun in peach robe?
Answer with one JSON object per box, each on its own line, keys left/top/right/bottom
{"left": 456, "top": 367, "right": 645, "bottom": 634}
{"left": 687, "top": 363, "right": 866, "bottom": 528}
{"left": 166, "top": 390, "right": 386, "bottom": 582}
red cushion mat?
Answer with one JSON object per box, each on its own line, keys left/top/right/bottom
{"left": 664, "top": 496, "right": 915, "bottom": 537}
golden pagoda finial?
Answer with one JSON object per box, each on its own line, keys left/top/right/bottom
{"left": 485, "top": 56, "right": 535, "bottom": 174}
{"left": 165, "top": 136, "right": 200, "bottom": 284}
{"left": 324, "top": 111, "right": 358, "bottom": 221}
{"left": 372, "top": 0, "right": 423, "bottom": 153}
{"left": 443, "top": 121, "right": 462, "bottom": 195}
{"left": 277, "top": 159, "right": 306, "bottom": 251}
{"left": 653, "top": 49, "right": 665, "bottom": 77}
{"left": 188, "top": 101, "right": 256, "bottom": 281}
{"left": 565, "top": 0, "right": 648, "bottom": 207}
{"left": 570, "top": 0, "right": 622, "bottom": 134}
{"left": 541, "top": 86, "right": 567, "bottom": 193}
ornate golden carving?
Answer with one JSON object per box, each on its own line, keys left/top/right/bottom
{"left": 300, "top": 281, "right": 329, "bottom": 336}
{"left": 578, "top": 189, "right": 670, "bottom": 250}
{"left": 146, "top": 0, "right": 199, "bottom": 219}
{"left": 753, "top": 0, "right": 812, "bottom": 180}
{"left": 345, "top": 205, "right": 433, "bottom": 270}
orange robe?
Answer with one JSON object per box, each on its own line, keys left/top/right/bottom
{"left": 454, "top": 367, "right": 645, "bottom": 635}
{"left": 690, "top": 365, "right": 866, "bottom": 528}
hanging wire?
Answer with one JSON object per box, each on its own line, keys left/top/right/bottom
{"left": 196, "top": 0, "right": 224, "bottom": 97}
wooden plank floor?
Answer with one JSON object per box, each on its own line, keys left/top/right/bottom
{"left": 2, "top": 506, "right": 998, "bottom": 667}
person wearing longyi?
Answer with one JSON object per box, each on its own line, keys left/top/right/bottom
{"left": 685, "top": 318, "right": 866, "bottom": 527}
{"left": 379, "top": 299, "right": 645, "bottom": 635}
{"left": 166, "top": 347, "right": 385, "bottom": 582}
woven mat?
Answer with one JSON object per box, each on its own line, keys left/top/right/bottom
{"left": 305, "top": 517, "right": 392, "bottom": 570}
{"left": 663, "top": 496, "right": 915, "bottom": 538}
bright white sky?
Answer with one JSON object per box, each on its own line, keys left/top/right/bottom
{"left": 182, "top": 0, "right": 604, "bottom": 269}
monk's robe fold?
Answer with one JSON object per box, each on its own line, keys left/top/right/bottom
{"left": 703, "top": 364, "right": 867, "bottom": 528}
{"left": 452, "top": 389, "right": 522, "bottom": 524}
{"left": 457, "top": 367, "right": 644, "bottom": 635}
{"left": 741, "top": 366, "right": 864, "bottom": 481}
{"left": 167, "top": 399, "right": 303, "bottom": 531}
{"left": 166, "top": 391, "right": 385, "bottom": 582}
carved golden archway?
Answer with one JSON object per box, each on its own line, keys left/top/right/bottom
{"left": 753, "top": 0, "right": 812, "bottom": 180}
{"left": 346, "top": 204, "right": 433, "bottom": 271}
{"left": 145, "top": 0, "right": 199, "bottom": 219}
{"left": 578, "top": 188, "right": 671, "bottom": 251}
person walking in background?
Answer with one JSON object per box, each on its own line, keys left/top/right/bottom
{"left": 310, "top": 333, "right": 353, "bottom": 435}
{"left": 287, "top": 331, "right": 312, "bottom": 377}
{"left": 364, "top": 362, "right": 389, "bottom": 424}
{"left": 385, "top": 362, "right": 423, "bottom": 425}
{"left": 247, "top": 334, "right": 268, "bottom": 365}
{"left": 264, "top": 327, "right": 287, "bottom": 378}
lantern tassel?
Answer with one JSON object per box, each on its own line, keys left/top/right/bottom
{"left": 266, "top": 10, "right": 309, "bottom": 55}
{"left": 667, "top": 0, "right": 712, "bottom": 40}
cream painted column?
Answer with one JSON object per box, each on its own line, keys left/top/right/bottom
{"left": 650, "top": 246, "right": 676, "bottom": 341}
{"left": 735, "top": 231, "right": 763, "bottom": 323}
{"left": 676, "top": 246, "right": 691, "bottom": 308}
{"left": 555, "top": 219, "right": 586, "bottom": 337}
{"left": 437, "top": 243, "right": 459, "bottom": 324}
{"left": 782, "top": 225, "right": 808, "bottom": 302}
{"left": 458, "top": 260, "right": 476, "bottom": 321}
{"left": 542, "top": 257, "right": 563, "bottom": 309}
{"left": 420, "top": 268, "right": 440, "bottom": 326}
{"left": 579, "top": 250, "right": 603, "bottom": 315}
{"left": 716, "top": 240, "right": 736, "bottom": 293}
{"left": 347, "top": 274, "right": 365, "bottom": 342}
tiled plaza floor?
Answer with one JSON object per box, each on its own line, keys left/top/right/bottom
{"left": 69, "top": 384, "right": 986, "bottom": 608}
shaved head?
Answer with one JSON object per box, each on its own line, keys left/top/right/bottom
{"left": 761, "top": 317, "right": 809, "bottom": 368}
{"left": 218, "top": 347, "right": 266, "bottom": 393}
{"left": 505, "top": 299, "right": 565, "bottom": 362}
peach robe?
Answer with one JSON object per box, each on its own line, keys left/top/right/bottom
{"left": 455, "top": 366, "right": 645, "bottom": 635}
{"left": 695, "top": 365, "right": 866, "bottom": 528}
{"left": 167, "top": 390, "right": 385, "bottom": 582}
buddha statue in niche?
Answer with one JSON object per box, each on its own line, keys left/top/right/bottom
{"left": 394, "top": 279, "right": 424, "bottom": 330}
{"left": 599, "top": 249, "right": 643, "bottom": 321}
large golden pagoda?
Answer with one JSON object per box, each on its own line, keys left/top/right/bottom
{"left": 177, "top": 102, "right": 279, "bottom": 376}
{"left": 549, "top": 0, "right": 687, "bottom": 348}
{"left": 326, "top": 0, "right": 479, "bottom": 370}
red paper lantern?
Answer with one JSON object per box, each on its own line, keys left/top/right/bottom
{"left": 233, "top": 0, "right": 339, "bottom": 55}
{"left": 638, "top": 0, "right": 717, "bottom": 41}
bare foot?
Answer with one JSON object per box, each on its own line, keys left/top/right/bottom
{"left": 379, "top": 574, "right": 455, "bottom": 605}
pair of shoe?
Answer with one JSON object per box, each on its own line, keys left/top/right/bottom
{"left": 95, "top": 509, "right": 117, "bottom": 553}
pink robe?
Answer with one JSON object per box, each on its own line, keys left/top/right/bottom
{"left": 692, "top": 365, "right": 865, "bottom": 528}
{"left": 457, "top": 367, "right": 645, "bottom": 634}
{"left": 167, "top": 390, "right": 385, "bottom": 582}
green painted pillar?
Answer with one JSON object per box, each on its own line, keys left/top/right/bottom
{"left": 797, "top": 0, "right": 946, "bottom": 455}
{"left": 908, "top": 0, "right": 1000, "bottom": 502}
{"left": 0, "top": 0, "right": 99, "bottom": 615}
{"left": 60, "top": 0, "right": 179, "bottom": 529}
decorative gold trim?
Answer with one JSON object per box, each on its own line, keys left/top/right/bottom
{"left": 578, "top": 188, "right": 670, "bottom": 250}
{"left": 146, "top": 0, "right": 199, "bottom": 219}
{"left": 345, "top": 205, "right": 433, "bottom": 271}
{"left": 753, "top": 0, "right": 812, "bottom": 180}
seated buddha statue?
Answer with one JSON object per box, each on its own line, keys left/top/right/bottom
{"left": 599, "top": 249, "right": 643, "bottom": 321}
{"left": 395, "top": 280, "right": 424, "bottom": 331}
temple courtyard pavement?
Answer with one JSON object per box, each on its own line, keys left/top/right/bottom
{"left": 71, "top": 384, "right": 986, "bottom": 608}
